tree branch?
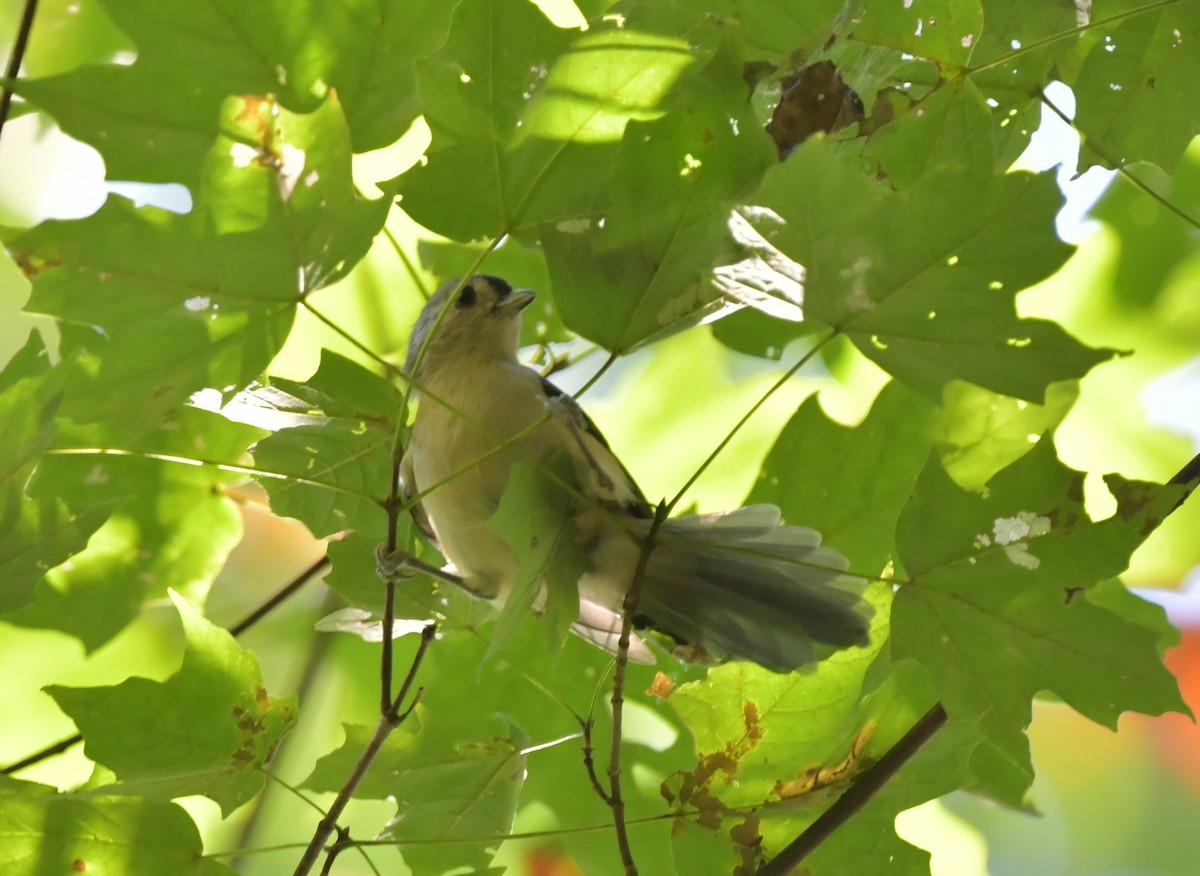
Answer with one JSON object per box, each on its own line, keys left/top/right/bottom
{"left": 293, "top": 623, "right": 435, "bottom": 876}
{"left": 757, "top": 704, "right": 948, "bottom": 876}
{"left": 0, "top": 0, "right": 38, "bottom": 140}
{"left": 606, "top": 500, "right": 670, "bottom": 876}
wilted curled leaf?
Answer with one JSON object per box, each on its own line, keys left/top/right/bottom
{"left": 767, "top": 61, "right": 865, "bottom": 159}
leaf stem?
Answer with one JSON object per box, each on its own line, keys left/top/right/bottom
{"left": 1038, "top": 89, "right": 1200, "bottom": 232}
{"left": 668, "top": 331, "right": 837, "bottom": 513}
{"left": 967, "top": 0, "right": 1184, "bottom": 76}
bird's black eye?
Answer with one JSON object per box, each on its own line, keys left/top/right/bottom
{"left": 456, "top": 286, "right": 477, "bottom": 309}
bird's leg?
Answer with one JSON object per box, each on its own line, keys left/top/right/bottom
{"left": 374, "top": 543, "right": 464, "bottom": 588}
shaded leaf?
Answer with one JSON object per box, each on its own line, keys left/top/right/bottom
{"left": 853, "top": 0, "right": 984, "bottom": 68}
{"left": 1066, "top": 2, "right": 1200, "bottom": 173}
{"left": 544, "top": 40, "right": 775, "bottom": 351}
{"left": 322, "top": 0, "right": 456, "bottom": 152}
{"left": 252, "top": 350, "right": 400, "bottom": 539}
{"left": 892, "top": 440, "right": 1189, "bottom": 760}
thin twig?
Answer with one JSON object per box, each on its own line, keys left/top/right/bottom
{"left": 230, "top": 556, "right": 331, "bottom": 636}
{"left": 574, "top": 351, "right": 618, "bottom": 399}
{"left": 580, "top": 718, "right": 613, "bottom": 805}
{"left": 607, "top": 500, "right": 670, "bottom": 875}
{"left": 1168, "top": 450, "right": 1200, "bottom": 494}
{"left": 293, "top": 623, "right": 436, "bottom": 876}
{"left": 0, "top": 0, "right": 38, "bottom": 140}
{"left": 317, "top": 828, "right": 353, "bottom": 876}
{"left": 1, "top": 555, "right": 329, "bottom": 776}
{"left": 667, "top": 331, "right": 837, "bottom": 513}
{"left": 757, "top": 704, "right": 949, "bottom": 876}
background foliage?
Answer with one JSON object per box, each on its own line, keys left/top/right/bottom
{"left": 1, "top": 0, "right": 1199, "bottom": 874}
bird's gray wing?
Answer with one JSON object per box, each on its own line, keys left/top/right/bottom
{"left": 539, "top": 376, "right": 653, "bottom": 519}
{"left": 400, "top": 450, "right": 439, "bottom": 547}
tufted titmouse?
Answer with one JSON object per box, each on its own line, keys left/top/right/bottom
{"left": 396, "top": 275, "right": 870, "bottom": 671}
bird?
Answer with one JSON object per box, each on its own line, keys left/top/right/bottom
{"left": 393, "top": 275, "right": 871, "bottom": 672}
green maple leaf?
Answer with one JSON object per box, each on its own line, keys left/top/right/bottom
{"left": 5, "top": 96, "right": 386, "bottom": 439}
{"left": 47, "top": 593, "right": 297, "bottom": 816}
{"left": 252, "top": 350, "right": 401, "bottom": 539}
{"left": 0, "top": 776, "right": 233, "bottom": 876}
{"left": 892, "top": 439, "right": 1189, "bottom": 761}
{"left": 747, "top": 134, "right": 1110, "bottom": 402}
{"left": 15, "top": 0, "right": 452, "bottom": 187}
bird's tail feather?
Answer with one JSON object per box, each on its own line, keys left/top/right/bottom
{"left": 639, "top": 505, "right": 871, "bottom": 672}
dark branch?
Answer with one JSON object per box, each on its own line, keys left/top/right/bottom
{"left": 230, "top": 555, "right": 332, "bottom": 636}
{"left": 607, "top": 500, "right": 670, "bottom": 876}
{"left": 0, "top": 0, "right": 39, "bottom": 140}
{"left": 293, "top": 623, "right": 435, "bottom": 876}
{"left": 758, "top": 704, "right": 948, "bottom": 876}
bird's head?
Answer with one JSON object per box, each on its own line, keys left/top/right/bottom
{"left": 405, "top": 275, "right": 536, "bottom": 379}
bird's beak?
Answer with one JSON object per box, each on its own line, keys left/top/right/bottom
{"left": 495, "top": 289, "right": 536, "bottom": 316}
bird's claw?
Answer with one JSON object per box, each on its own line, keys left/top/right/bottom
{"left": 375, "top": 544, "right": 419, "bottom": 583}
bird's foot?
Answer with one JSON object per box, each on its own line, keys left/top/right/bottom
{"left": 375, "top": 544, "right": 419, "bottom": 583}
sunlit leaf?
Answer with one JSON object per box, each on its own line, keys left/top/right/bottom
{"left": 46, "top": 594, "right": 297, "bottom": 816}
{"left": 9, "top": 406, "right": 259, "bottom": 650}
{"left": 0, "top": 776, "right": 233, "bottom": 876}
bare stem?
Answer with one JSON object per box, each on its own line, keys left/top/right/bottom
{"left": 581, "top": 718, "right": 613, "bottom": 805}
{"left": 606, "top": 500, "right": 670, "bottom": 876}
{"left": 293, "top": 623, "right": 435, "bottom": 876}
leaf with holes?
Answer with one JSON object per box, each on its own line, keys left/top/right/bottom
{"left": 746, "top": 136, "right": 1110, "bottom": 401}
{"left": 892, "top": 439, "right": 1189, "bottom": 762}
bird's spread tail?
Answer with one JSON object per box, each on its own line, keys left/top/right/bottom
{"left": 638, "top": 505, "right": 871, "bottom": 671}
